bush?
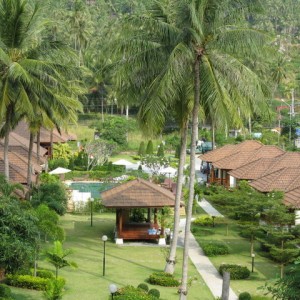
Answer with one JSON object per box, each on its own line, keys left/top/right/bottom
{"left": 191, "top": 226, "right": 214, "bottom": 236}
{"left": 0, "top": 284, "right": 12, "bottom": 299}
{"left": 148, "top": 288, "right": 160, "bottom": 299}
{"left": 219, "top": 264, "right": 250, "bottom": 280}
{"left": 5, "top": 274, "right": 65, "bottom": 291}
{"left": 44, "top": 279, "right": 65, "bottom": 300}
{"left": 137, "top": 283, "right": 149, "bottom": 292}
{"left": 239, "top": 292, "right": 252, "bottom": 300}
{"left": 202, "top": 242, "right": 229, "bottom": 256}
{"left": 193, "top": 216, "right": 214, "bottom": 227}
{"left": 30, "top": 269, "right": 55, "bottom": 279}
{"left": 148, "top": 272, "right": 180, "bottom": 287}
{"left": 114, "top": 285, "right": 154, "bottom": 300}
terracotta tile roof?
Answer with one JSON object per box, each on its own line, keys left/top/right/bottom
{"left": 284, "top": 187, "right": 300, "bottom": 208}
{"left": 228, "top": 157, "right": 276, "bottom": 180}
{"left": 13, "top": 121, "right": 76, "bottom": 144}
{"left": 261, "top": 152, "right": 300, "bottom": 176}
{"left": 200, "top": 140, "right": 263, "bottom": 163}
{"left": 249, "top": 167, "right": 300, "bottom": 193}
{"left": 0, "top": 159, "right": 36, "bottom": 184}
{"left": 102, "top": 178, "right": 175, "bottom": 208}
{"left": 9, "top": 145, "right": 45, "bottom": 165}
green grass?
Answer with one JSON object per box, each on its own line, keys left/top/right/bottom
{"left": 192, "top": 221, "right": 279, "bottom": 298}
{"left": 11, "top": 213, "right": 213, "bottom": 300}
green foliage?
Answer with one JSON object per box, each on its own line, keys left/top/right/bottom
{"left": 7, "top": 274, "right": 46, "bottom": 291}
{"left": 137, "top": 283, "right": 149, "bottom": 292}
{"left": 219, "top": 264, "right": 250, "bottom": 280}
{"left": 0, "top": 196, "right": 39, "bottom": 273}
{"left": 31, "top": 182, "right": 68, "bottom": 215}
{"left": 148, "top": 288, "right": 160, "bottom": 299}
{"left": 39, "top": 173, "right": 60, "bottom": 184}
{"left": 92, "top": 116, "right": 136, "bottom": 147}
{"left": 43, "top": 278, "right": 65, "bottom": 300}
{"left": 146, "top": 140, "right": 154, "bottom": 155}
{"left": 30, "top": 269, "right": 55, "bottom": 279}
{"left": 114, "top": 285, "right": 155, "bottom": 300}
{"left": 45, "top": 241, "right": 77, "bottom": 279}
{"left": 48, "top": 158, "right": 69, "bottom": 171}
{"left": 35, "top": 205, "right": 65, "bottom": 242}
{"left": 141, "top": 155, "right": 169, "bottom": 176}
{"left": 53, "top": 143, "right": 72, "bottom": 161}
{"left": 202, "top": 242, "right": 229, "bottom": 257}
{"left": 0, "top": 284, "right": 12, "bottom": 299}
{"left": 239, "top": 292, "right": 252, "bottom": 300}
{"left": 264, "top": 259, "right": 300, "bottom": 300}
{"left": 157, "top": 143, "right": 165, "bottom": 157}
{"left": 148, "top": 272, "right": 180, "bottom": 287}
{"left": 138, "top": 142, "right": 146, "bottom": 156}
{"left": 193, "top": 216, "right": 214, "bottom": 227}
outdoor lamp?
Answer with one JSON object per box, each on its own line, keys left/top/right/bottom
{"left": 251, "top": 253, "right": 255, "bottom": 273}
{"left": 109, "top": 283, "right": 118, "bottom": 299}
{"left": 102, "top": 235, "right": 108, "bottom": 276}
{"left": 90, "top": 198, "right": 94, "bottom": 227}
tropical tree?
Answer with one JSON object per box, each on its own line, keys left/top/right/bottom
{"left": 114, "top": 3, "right": 270, "bottom": 292}
{"left": 0, "top": 0, "right": 83, "bottom": 181}
{"left": 45, "top": 241, "right": 77, "bottom": 279}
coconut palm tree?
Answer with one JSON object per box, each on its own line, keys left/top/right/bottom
{"left": 0, "top": 0, "right": 83, "bottom": 181}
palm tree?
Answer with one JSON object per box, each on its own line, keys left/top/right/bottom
{"left": 0, "top": 0, "right": 83, "bottom": 181}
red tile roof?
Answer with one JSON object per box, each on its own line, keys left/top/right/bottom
{"left": 102, "top": 178, "right": 175, "bottom": 208}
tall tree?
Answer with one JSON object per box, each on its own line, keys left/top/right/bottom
{"left": 0, "top": 0, "right": 83, "bottom": 181}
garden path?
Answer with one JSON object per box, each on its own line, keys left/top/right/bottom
{"left": 178, "top": 200, "right": 237, "bottom": 300}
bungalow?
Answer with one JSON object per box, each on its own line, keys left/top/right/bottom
{"left": 102, "top": 178, "right": 175, "bottom": 245}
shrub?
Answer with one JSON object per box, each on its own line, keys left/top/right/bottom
{"left": 0, "top": 284, "right": 12, "bottom": 299}
{"left": 191, "top": 226, "right": 214, "bottom": 236}
{"left": 146, "top": 140, "right": 154, "bottom": 155}
{"left": 30, "top": 269, "right": 55, "bottom": 279}
{"left": 5, "top": 274, "right": 65, "bottom": 291}
{"left": 148, "top": 288, "right": 160, "bottom": 299}
{"left": 193, "top": 216, "right": 214, "bottom": 227}
{"left": 239, "top": 292, "right": 252, "bottom": 300}
{"left": 219, "top": 264, "right": 250, "bottom": 280}
{"left": 114, "top": 285, "right": 154, "bottom": 300}
{"left": 137, "top": 283, "right": 149, "bottom": 292}
{"left": 138, "top": 142, "right": 146, "bottom": 156}
{"left": 148, "top": 272, "right": 180, "bottom": 287}
{"left": 44, "top": 279, "right": 65, "bottom": 300}
{"left": 202, "top": 242, "right": 229, "bottom": 256}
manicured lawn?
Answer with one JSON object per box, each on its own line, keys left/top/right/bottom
{"left": 11, "top": 213, "right": 214, "bottom": 300}
{"left": 192, "top": 220, "right": 279, "bottom": 299}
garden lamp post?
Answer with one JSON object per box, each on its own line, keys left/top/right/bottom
{"left": 90, "top": 198, "right": 94, "bottom": 227}
{"left": 109, "top": 283, "right": 118, "bottom": 299}
{"left": 102, "top": 235, "right": 108, "bottom": 276}
{"left": 251, "top": 253, "right": 255, "bottom": 273}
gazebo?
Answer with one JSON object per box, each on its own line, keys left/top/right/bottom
{"left": 102, "top": 178, "right": 175, "bottom": 244}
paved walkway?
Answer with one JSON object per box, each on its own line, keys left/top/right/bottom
{"left": 178, "top": 200, "right": 237, "bottom": 300}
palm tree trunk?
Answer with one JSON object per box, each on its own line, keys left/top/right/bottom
{"left": 212, "top": 122, "right": 215, "bottom": 150}
{"left": 164, "top": 120, "right": 188, "bottom": 274}
{"left": 3, "top": 128, "right": 10, "bottom": 180}
{"left": 37, "top": 129, "right": 40, "bottom": 161}
{"left": 27, "top": 132, "right": 35, "bottom": 186}
{"left": 50, "top": 129, "right": 54, "bottom": 159}
{"left": 179, "top": 55, "right": 201, "bottom": 299}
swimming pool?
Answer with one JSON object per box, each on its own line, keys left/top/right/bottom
{"left": 68, "top": 182, "right": 116, "bottom": 199}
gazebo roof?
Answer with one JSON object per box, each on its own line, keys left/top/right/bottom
{"left": 102, "top": 178, "right": 175, "bottom": 208}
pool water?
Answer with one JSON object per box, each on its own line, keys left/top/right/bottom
{"left": 69, "top": 182, "right": 116, "bottom": 199}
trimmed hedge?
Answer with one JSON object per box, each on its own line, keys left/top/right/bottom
{"left": 137, "top": 283, "right": 149, "bottom": 292}
{"left": 219, "top": 264, "right": 250, "bottom": 280}
{"left": 202, "top": 242, "right": 229, "bottom": 256}
{"left": 114, "top": 285, "right": 155, "bottom": 300}
{"left": 0, "top": 284, "right": 12, "bottom": 299}
{"left": 148, "top": 288, "right": 160, "bottom": 299}
{"left": 239, "top": 292, "right": 252, "bottom": 300}
{"left": 5, "top": 274, "right": 65, "bottom": 291}
{"left": 193, "top": 216, "right": 214, "bottom": 227}
{"left": 30, "top": 269, "right": 55, "bottom": 279}
{"left": 148, "top": 272, "right": 180, "bottom": 287}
